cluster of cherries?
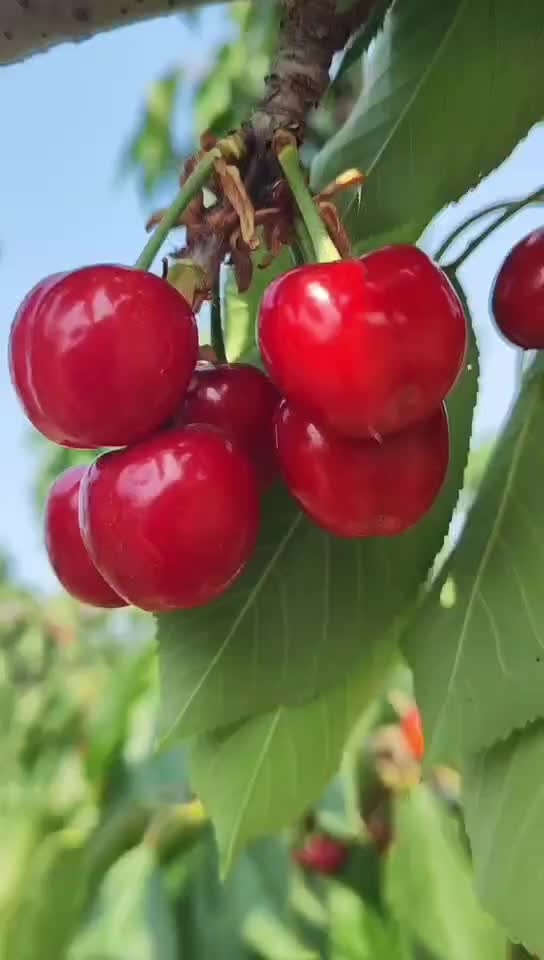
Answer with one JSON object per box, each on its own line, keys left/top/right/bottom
{"left": 8, "top": 225, "right": 542, "bottom": 613}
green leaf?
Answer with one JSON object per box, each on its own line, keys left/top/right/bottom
{"left": 190, "top": 641, "right": 395, "bottom": 875}
{"left": 331, "top": 0, "right": 394, "bottom": 89}
{"left": 1, "top": 830, "right": 88, "bottom": 960}
{"left": 312, "top": 0, "right": 544, "bottom": 247}
{"left": 223, "top": 249, "right": 292, "bottom": 362}
{"left": 176, "top": 831, "right": 290, "bottom": 960}
{"left": 243, "top": 910, "right": 319, "bottom": 960}
{"left": 463, "top": 721, "right": 544, "bottom": 958}
{"left": 327, "top": 882, "right": 413, "bottom": 960}
{"left": 404, "top": 356, "right": 544, "bottom": 767}
{"left": 157, "top": 302, "right": 478, "bottom": 745}
{"left": 386, "top": 785, "right": 506, "bottom": 960}
{"left": 71, "top": 845, "right": 177, "bottom": 960}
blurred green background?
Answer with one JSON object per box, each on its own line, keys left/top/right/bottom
{"left": 0, "top": 2, "right": 542, "bottom": 956}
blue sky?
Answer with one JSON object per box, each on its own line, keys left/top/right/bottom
{"left": 0, "top": 11, "right": 542, "bottom": 592}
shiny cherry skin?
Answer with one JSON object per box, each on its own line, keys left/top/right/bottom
{"left": 9, "top": 264, "right": 198, "bottom": 448}
{"left": 400, "top": 706, "right": 425, "bottom": 761}
{"left": 491, "top": 228, "right": 544, "bottom": 348}
{"left": 259, "top": 246, "right": 466, "bottom": 439}
{"left": 79, "top": 425, "right": 260, "bottom": 611}
{"left": 292, "top": 835, "right": 348, "bottom": 875}
{"left": 175, "top": 363, "right": 280, "bottom": 489}
{"left": 274, "top": 400, "right": 449, "bottom": 537}
{"left": 44, "top": 465, "right": 127, "bottom": 608}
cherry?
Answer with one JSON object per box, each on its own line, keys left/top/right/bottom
{"left": 491, "top": 228, "right": 544, "bottom": 348}
{"left": 175, "top": 363, "right": 280, "bottom": 489}
{"left": 9, "top": 264, "right": 198, "bottom": 448}
{"left": 44, "top": 465, "right": 126, "bottom": 608}
{"left": 274, "top": 400, "right": 449, "bottom": 537}
{"left": 259, "top": 245, "right": 466, "bottom": 439}
{"left": 400, "top": 706, "right": 425, "bottom": 761}
{"left": 292, "top": 834, "right": 348, "bottom": 874}
{"left": 79, "top": 425, "right": 260, "bottom": 611}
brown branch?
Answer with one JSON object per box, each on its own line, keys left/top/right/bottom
{"left": 249, "top": 0, "right": 377, "bottom": 146}
{"left": 0, "top": 0, "right": 237, "bottom": 65}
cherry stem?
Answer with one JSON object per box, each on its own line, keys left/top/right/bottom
{"left": 293, "top": 216, "right": 316, "bottom": 264}
{"left": 277, "top": 142, "right": 341, "bottom": 264}
{"left": 442, "top": 187, "right": 544, "bottom": 273}
{"left": 211, "top": 281, "right": 227, "bottom": 363}
{"left": 134, "top": 147, "right": 222, "bottom": 272}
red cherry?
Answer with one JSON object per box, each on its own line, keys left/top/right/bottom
{"left": 274, "top": 400, "right": 449, "bottom": 537}
{"left": 9, "top": 264, "right": 198, "bottom": 448}
{"left": 176, "top": 363, "right": 280, "bottom": 489}
{"left": 491, "top": 228, "right": 544, "bottom": 348}
{"left": 292, "top": 835, "right": 347, "bottom": 874}
{"left": 400, "top": 706, "right": 425, "bottom": 761}
{"left": 259, "top": 246, "right": 466, "bottom": 439}
{"left": 79, "top": 425, "right": 260, "bottom": 611}
{"left": 44, "top": 465, "right": 126, "bottom": 608}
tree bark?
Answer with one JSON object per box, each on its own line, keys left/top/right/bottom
{"left": 0, "top": 0, "right": 228, "bottom": 65}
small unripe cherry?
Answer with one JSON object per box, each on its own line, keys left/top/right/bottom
{"left": 274, "top": 401, "right": 449, "bottom": 537}
{"left": 79, "top": 425, "right": 260, "bottom": 611}
{"left": 176, "top": 363, "right": 280, "bottom": 489}
{"left": 44, "top": 465, "right": 126, "bottom": 608}
{"left": 491, "top": 228, "right": 544, "bottom": 348}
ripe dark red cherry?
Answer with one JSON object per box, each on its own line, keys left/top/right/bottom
{"left": 259, "top": 245, "right": 466, "bottom": 439}
{"left": 274, "top": 400, "right": 449, "bottom": 537}
{"left": 491, "top": 228, "right": 544, "bottom": 348}
{"left": 176, "top": 363, "right": 280, "bottom": 489}
{"left": 9, "top": 264, "right": 198, "bottom": 448}
{"left": 292, "top": 835, "right": 348, "bottom": 874}
{"left": 79, "top": 425, "right": 260, "bottom": 611}
{"left": 44, "top": 465, "right": 127, "bottom": 608}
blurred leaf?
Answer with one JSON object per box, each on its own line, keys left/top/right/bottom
{"left": 312, "top": 0, "right": 544, "bottom": 250}
{"left": 176, "top": 831, "right": 290, "bottom": 959}
{"left": 190, "top": 646, "right": 398, "bottom": 875}
{"left": 243, "top": 909, "right": 318, "bottom": 960}
{"left": 123, "top": 70, "right": 181, "bottom": 196}
{"left": 327, "top": 882, "right": 412, "bottom": 960}
{"left": 1, "top": 829, "right": 88, "bottom": 960}
{"left": 71, "top": 845, "right": 177, "bottom": 960}
{"left": 404, "top": 355, "right": 544, "bottom": 767}
{"left": 85, "top": 645, "right": 155, "bottom": 784}
{"left": 386, "top": 785, "right": 506, "bottom": 960}
{"left": 464, "top": 722, "right": 544, "bottom": 958}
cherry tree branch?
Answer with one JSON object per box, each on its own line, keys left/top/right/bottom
{"left": 0, "top": 0, "right": 235, "bottom": 65}
{"left": 250, "top": 0, "right": 377, "bottom": 145}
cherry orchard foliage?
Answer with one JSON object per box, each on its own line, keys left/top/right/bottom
{"left": 181, "top": 329, "right": 479, "bottom": 867}
{"left": 312, "top": 0, "right": 544, "bottom": 254}
{"left": 404, "top": 354, "right": 544, "bottom": 766}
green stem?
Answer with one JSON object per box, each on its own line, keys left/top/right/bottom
{"left": 211, "top": 281, "right": 226, "bottom": 363}
{"left": 277, "top": 143, "right": 341, "bottom": 264}
{"left": 293, "top": 217, "right": 316, "bottom": 265}
{"left": 445, "top": 188, "right": 544, "bottom": 274}
{"left": 135, "top": 148, "right": 221, "bottom": 272}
